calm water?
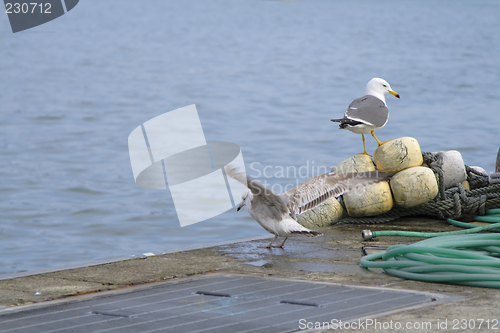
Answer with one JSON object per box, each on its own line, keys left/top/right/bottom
{"left": 1, "top": 0, "right": 499, "bottom": 275}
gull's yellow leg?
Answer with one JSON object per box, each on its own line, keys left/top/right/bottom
{"left": 272, "top": 237, "right": 288, "bottom": 248}
{"left": 357, "top": 134, "right": 371, "bottom": 156}
{"left": 371, "top": 131, "right": 389, "bottom": 146}
{"left": 259, "top": 235, "right": 278, "bottom": 248}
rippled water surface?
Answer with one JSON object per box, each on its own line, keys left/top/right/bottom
{"left": 1, "top": 0, "right": 499, "bottom": 275}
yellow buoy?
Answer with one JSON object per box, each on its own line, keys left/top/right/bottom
{"left": 390, "top": 166, "right": 438, "bottom": 208}
{"left": 374, "top": 137, "right": 423, "bottom": 174}
{"left": 298, "top": 197, "right": 345, "bottom": 228}
{"left": 331, "top": 154, "right": 376, "bottom": 173}
{"left": 332, "top": 154, "right": 393, "bottom": 217}
{"left": 343, "top": 181, "right": 393, "bottom": 217}
{"left": 461, "top": 180, "right": 470, "bottom": 191}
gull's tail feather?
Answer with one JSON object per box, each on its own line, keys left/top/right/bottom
{"left": 291, "top": 230, "right": 323, "bottom": 237}
{"left": 281, "top": 219, "right": 323, "bottom": 237}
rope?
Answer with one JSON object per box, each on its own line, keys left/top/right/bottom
{"left": 339, "top": 152, "right": 500, "bottom": 225}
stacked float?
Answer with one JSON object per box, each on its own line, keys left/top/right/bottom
{"left": 298, "top": 137, "right": 468, "bottom": 228}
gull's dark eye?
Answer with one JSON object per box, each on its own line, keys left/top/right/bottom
{"left": 382, "top": 84, "right": 387, "bottom": 87}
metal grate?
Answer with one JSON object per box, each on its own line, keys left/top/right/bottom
{"left": 0, "top": 275, "right": 433, "bottom": 333}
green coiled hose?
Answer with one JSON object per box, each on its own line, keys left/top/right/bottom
{"left": 363, "top": 209, "right": 500, "bottom": 239}
{"left": 360, "top": 209, "right": 500, "bottom": 288}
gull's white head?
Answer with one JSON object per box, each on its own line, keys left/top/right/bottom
{"left": 365, "top": 78, "right": 400, "bottom": 103}
{"left": 237, "top": 189, "right": 252, "bottom": 211}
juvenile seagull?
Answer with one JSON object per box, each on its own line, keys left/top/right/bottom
{"left": 331, "top": 78, "right": 400, "bottom": 155}
{"left": 227, "top": 168, "right": 388, "bottom": 248}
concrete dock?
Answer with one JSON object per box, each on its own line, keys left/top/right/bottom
{"left": 1, "top": 217, "right": 499, "bottom": 332}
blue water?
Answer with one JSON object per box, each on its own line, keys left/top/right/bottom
{"left": 1, "top": 0, "right": 499, "bottom": 275}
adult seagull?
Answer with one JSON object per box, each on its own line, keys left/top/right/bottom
{"left": 331, "top": 78, "right": 400, "bottom": 155}
{"left": 227, "top": 168, "right": 388, "bottom": 248}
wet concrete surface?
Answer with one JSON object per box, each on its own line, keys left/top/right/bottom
{"left": 1, "top": 217, "right": 500, "bottom": 332}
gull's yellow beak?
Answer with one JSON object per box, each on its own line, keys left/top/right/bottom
{"left": 389, "top": 90, "right": 400, "bottom": 99}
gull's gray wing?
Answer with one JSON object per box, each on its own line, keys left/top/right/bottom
{"left": 283, "top": 171, "right": 389, "bottom": 216}
{"left": 343, "top": 95, "right": 389, "bottom": 127}
{"left": 226, "top": 167, "right": 290, "bottom": 221}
